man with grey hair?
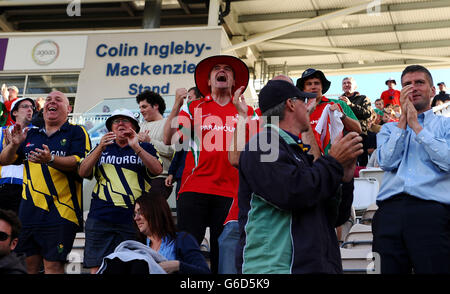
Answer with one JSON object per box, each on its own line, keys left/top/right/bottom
{"left": 340, "top": 77, "right": 372, "bottom": 166}
{"left": 236, "top": 79, "right": 363, "bottom": 274}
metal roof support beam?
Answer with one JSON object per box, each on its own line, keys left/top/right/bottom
{"left": 223, "top": 0, "right": 372, "bottom": 53}
{"left": 268, "top": 40, "right": 450, "bottom": 63}
{"left": 142, "top": 0, "right": 162, "bottom": 28}
{"left": 238, "top": 0, "right": 450, "bottom": 23}
{"left": 262, "top": 39, "right": 450, "bottom": 58}
{"left": 208, "top": 0, "right": 220, "bottom": 26}
{"left": 273, "top": 20, "right": 450, "bottom": 41}
{"left": 0, "top": 13, "right": 14, "bottom": 31}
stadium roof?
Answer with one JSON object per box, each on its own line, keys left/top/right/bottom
{"left": 1, "top": 0, "right": 450, "bottom": 82}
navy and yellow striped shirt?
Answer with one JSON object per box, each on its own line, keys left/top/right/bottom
{"left": 17, "top": 122, "right": 91, "bottom": 230}
{"left": 87, "top": 142, "right": 162, "bottom": 224}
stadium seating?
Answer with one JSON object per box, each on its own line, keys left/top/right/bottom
{"left": 352, "top": 177, "right": 379, "bottom": 212}
{"left": 358, "top": 168, "right": 385, "bottom": 189}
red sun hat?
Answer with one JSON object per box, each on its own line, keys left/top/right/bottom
{"left": 194, "top": 55, "right": 249, "bottom": 97}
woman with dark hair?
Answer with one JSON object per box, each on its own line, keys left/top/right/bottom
{"left": 133, "top": 190, "right": 211, "bottom": 274}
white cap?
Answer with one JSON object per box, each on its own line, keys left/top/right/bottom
{"left": 10, "top": 97, "right": 35, "bottom": 121}
{"left": 105, "top": 108, "right": 140, "bottom": 132}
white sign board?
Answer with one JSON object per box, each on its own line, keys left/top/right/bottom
{"left": 3, "top": 36, "right": 87, "bottom": 70}
{"left": 75, "top": 27, "right": 222, "bottom": 112}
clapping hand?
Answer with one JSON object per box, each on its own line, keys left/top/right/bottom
{"left": 232, "top": 86, "right": 247, "bottom": 117}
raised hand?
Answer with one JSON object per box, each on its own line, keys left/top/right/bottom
{"left": 232, "top": 86, "right": 247, "bottom": 117}
{"left": 174, "top": 88, "right": 188, "bottom": 110}
{"left": 125, "top": 127, "right": 139, "bottom": 149}
{"left": 138, "top": 129, "right": 150, "bottom": 143}
{"left": 9, "top": 124, "right": 28, "bottom": 146}
{"left": 99, "top": 132, "right": 116, "bottom": 151}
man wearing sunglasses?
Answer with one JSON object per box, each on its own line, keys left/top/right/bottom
{"left": 0, "top": 209, "right": 27, "bottom": 274}
{"left": 236, "top": 79, "right": 363, "bottom": 274}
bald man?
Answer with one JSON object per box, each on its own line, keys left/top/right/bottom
{"left": 0, "top": 90, "right": 91, "bottom": 274}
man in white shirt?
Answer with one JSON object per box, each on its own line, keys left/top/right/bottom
{"left": 136, "top": 90, "right": 174, "bottom": 199}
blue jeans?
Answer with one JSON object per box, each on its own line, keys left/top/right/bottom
{"left": 218, "top": 221, "right": 239, "bottom": 274}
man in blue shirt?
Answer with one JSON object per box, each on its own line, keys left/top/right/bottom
{"left": 374, "top": 65, "right": 450, "bottom": 274}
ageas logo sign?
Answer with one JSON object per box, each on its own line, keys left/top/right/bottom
{"left": 32, "top": 40, "right": 60, "bottom": 66}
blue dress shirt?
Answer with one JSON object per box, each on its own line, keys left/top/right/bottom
{"left": 376, "top": 109, "right": 450, "bottom": 204}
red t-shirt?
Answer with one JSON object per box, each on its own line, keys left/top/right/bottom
{"left": 177, "top": 95, "right": 256, "bottom": 202}
{"left": 380, "top": 89, "right": 401, "bottom": 107}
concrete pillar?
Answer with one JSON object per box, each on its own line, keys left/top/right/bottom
{"left": 142, "top": 0, "right": 162, "bottom": 29}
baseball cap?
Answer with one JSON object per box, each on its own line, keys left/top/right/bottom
{"left": 296, "top": 68, "right": 331, "bottom": 94}
{"left": 194, "top": 55, "right": 249, "bottom": 97}
{"left": 437, "top": 82, "right": 445, "bottom": 86}
{"left": 10, "top": 97, "right": 35, "bottom": 122}
{"left": 259, "top": 79, "right": 316, "bottom": 114}
{"left": 105, "top": 108, "right": 140, "bottom": 133}
{"left": 7, "top": 85, "right": 19, "bottom": 93}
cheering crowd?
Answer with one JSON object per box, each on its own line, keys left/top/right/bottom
{"left": 0, "top": 55, "right": 449, "bottom": 274}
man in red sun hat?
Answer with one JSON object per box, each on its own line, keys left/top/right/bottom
{"left": 163, "top": 55, "right": 257, "bottom": 274}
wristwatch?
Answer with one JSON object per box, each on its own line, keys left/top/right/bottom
{"left": 340, "top": 113, "right": 347, "bottom": 120}
{"left": 47, "top": 154, "right": 55, "bottom": 166}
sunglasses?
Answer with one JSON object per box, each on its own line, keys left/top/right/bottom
{"left": 0, "top": 231, "right": 11, "bottom": 241}
{"left": 290, "top": 97, "right": 309, "bottom": 105}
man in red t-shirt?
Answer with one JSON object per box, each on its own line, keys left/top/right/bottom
{"left": 296, "top": 68, "right": 362, "bottom": 155}
{"left": 163, "top": 55, "right": 256, "bottom": 274}
{"left": 1, "top": 85, "right": 19, "bottom": 127}
{"left": 380, "top": 77, "right": 401, "bottom": 107}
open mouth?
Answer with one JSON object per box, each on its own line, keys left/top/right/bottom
{"left": 216, "top": 73, "right": 227, "bottom": 82}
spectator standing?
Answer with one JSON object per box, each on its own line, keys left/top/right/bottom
{"left": 2, "top": 85, "right": 19, "bottom": 127}
{"left": 0, "top": 209, "right": 27, "bottom": 274}
{"left": 0, "top": 98, "right": 35, "bottom": 214}
{"left": 0, "top": 84, "right": 9, "bottom": 127}
{"left": 0, "top": 90, "right": 91, "bottom": 274}
{"left": 297, "top": 68, "right": 361, "bottom": 154}
{"left": 380, "top": 77, "right": 401, "bottom": 107}
{"left": 431, "top": 82, "right": 450, "bottom": 107}
{"left": 163, "top": 55, "right": 256, "bottom": 274}
{"left": 78, "top": 108, "right": 162, "bottom": 274}
{"left": 236, "top": 79, "right": 362, "bottom": 273}
{"left": 374, "top": 65, "right": 450, "bottom": 274}
{"left": 137, "top": 91, "right": 175, "bottom": 199}
{"left": 340, "top": 77, "right": 373, "bottom": 166}
{"left": 164, "top": 87, "right": 203, "bottom": 198}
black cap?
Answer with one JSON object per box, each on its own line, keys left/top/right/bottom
{"left": 259, "top": 80, "right": 316, "bottom": 114}
{"left": 437, "top": 82, "right": 445, "bottom": 86}
{"left": 296, "top": 68, "right": 331, "bottom": 94}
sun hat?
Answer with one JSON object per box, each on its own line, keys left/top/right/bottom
{"left": 385, "top": 77, "right": 396, "bottom": 85}
{"left": 105, "top": 108, "right": 140, "bottom": 133}
{"left": 296, "top": 68, "right": 331, "bottom": 94}
{"left": 259, "top": 79, "right": 316, "bottom": 114}
{"left": 194, "top": 55, "right": 249, "bottom": 97}
{"left": 10, "top": 97, "right": 35, "bottom": 122}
